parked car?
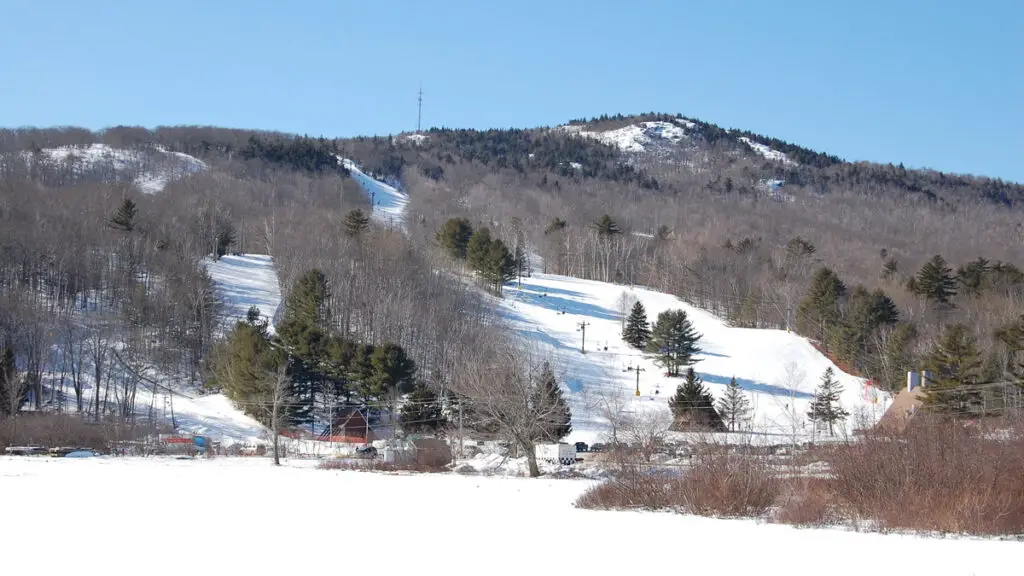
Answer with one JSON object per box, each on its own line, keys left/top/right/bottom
{"left": 589, "top": 443, "right": 606, "bottom": 453}
{"left": 354, "top": 445, "right": 378, "bottom": 459}
{"left": 574, "top": 442, "right": 589, "bottom": 453}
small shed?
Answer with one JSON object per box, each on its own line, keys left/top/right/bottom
{"left": 319, "top": 408, "right": 375, "bottom": 443}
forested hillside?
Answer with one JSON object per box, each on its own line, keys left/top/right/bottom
{"left": 1, "top": 113, "right": 1022, "bottom": 431}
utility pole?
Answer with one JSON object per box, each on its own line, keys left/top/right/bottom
{"left": 417, "top": 84, "right": 423, "bottom": 133}
{"left": 625, "top": 364, "right": 645, "bottom": 396}
{"left": 576, "top": 321, "right": 590, "bottom": 353}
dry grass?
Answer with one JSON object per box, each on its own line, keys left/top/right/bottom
{"left": 580, "top": 418, "right": 1024, "bottom": 537}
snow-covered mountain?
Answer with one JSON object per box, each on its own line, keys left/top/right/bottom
{"left": 17, "top": 143, "right": 206, "bottom": 193}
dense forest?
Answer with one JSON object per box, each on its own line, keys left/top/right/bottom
{"left": 1, "top": 113, "right": 1022, "bottom": 433}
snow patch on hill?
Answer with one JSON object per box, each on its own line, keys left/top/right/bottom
{"left": 500, "top": 274, "right": 889, "bottom": 444}
{"left": 562, "top": 121, "right": 689, "bottom": 153}
{"left": 738, "top": 137, "right": 797, "bottom": 166}
{"left": 19, "top": 143, "right": 206, "bottom": 193}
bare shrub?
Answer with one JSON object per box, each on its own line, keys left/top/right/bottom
{"left": 774, "top": 477, "right": 836, "bottom": 526}
{"left": 576, "top": 442, "right": 781, "bottom": 517}
{"left": 676, "top": 445, "right": 782, "bottom": 517}
{"left": 823, "top": 418, "right": 1024, "bottom": 535}
{"left": 317, "top": 458, "right": 446, "bottom": 474}
{"left": 0, "top": 414, "right": 165, "bottom": 451}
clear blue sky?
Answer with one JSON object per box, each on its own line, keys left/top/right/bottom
{"left": 2, "top": 0, "right": 1021, "bottom": 182}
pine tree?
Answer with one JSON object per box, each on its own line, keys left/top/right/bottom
{"left": 716, "top": 376, "right": 750, "bottom": 432}
{"left": 590, "top": 214, "right": 621, "bottom": 238}
{"left": 646, "top": 309, "right": 702, "bottom": 376}
{"left": 399, "top": 383, "right": 446, "bottom": 434}
{"left": 436, "top": 217, "right": 474, "bottom": 260}
{"left": 622, "top": 301, "right": 651, "bottom": 348}
{"left": 107, "top": 198, "right": 137, "bottom": 232}
{"left": 206, "top": 320, "right": 291, "bottom": 427}
{"left": 914, "top": 254, "right": 957, "bottom": 307}
{"left": 806, "top": 367, "right": 849, "bottom": 436}
{"left": 796, "top": 267, "right": 846, "bottom": 346}
{"left": 370, "top": 342, "right": 417, "bottom": 403}
{"left": 533, "top": 362, "right": 572, "bottom": 441}
{"left": 669, "top": 367, "right": 725, "bottom": 431}
{"left": 466, "top": 227, "right": 493, "bottom": 273}
{"left": 0, "top": 345, "right": 24, "bottom": 417}
{"left": 342, "top": 208, "right": 370, "bottom": 238}
{"left": 923, "top": 324, "right": 985, "bottom": 417}
{"left": 483, "top": 238, "right": 515, "bottom": 295}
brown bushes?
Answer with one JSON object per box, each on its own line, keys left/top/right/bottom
{"left": 580, "top": 418, "right": 1024, "bottom": 536}
{"left": 0, "top": 414, "right": 164, "bottom": 451}
{"left": 576, "top": 445, "right": 782, "bottom": 517}
{"left": 812, "top": 419, "right": 1024, "bottom": 535}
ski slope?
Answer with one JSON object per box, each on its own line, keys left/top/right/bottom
{"left": 501, "top": 274, "right": 890, "bottom": 444}
{"left": 3, "top": 457, "right": 1018, "bottom": 576}
{"left": 18, "top": 143, "right": 206, "bottom": 193}
{"left": 341, "top": 158, "right": 409, "bottom": 230}
{"left": 205, "top": 254, "right": 283, "bottom": 335}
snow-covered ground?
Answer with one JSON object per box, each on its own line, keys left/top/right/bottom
{"left": 738, "top": 136, "right": 797, "bottom": 166}
{"left": 501, "top": 274, "right": 890, "bottom": 445}
{"left": 341, "top": 157, "right": 409, "bottom": 230}
{"left": 17, "top": 143, "right": 206, "bottom": 193}
{"left": 205, "top": 253, "right": 283, "bottom": 335}
{"left": 561, "top": 120, "right": 689, "bottom": 153}
{"left": 2, "top": 457, "right": 1018, "bottom": 576}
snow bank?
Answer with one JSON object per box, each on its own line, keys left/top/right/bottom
{"left": 1, "top": 457, "right": 1017, "bottom": 576}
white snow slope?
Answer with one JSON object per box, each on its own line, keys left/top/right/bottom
{"left": 738, "top": 136, "right": 797, "bottom": 166}
{"left": 18, "top": 143, "right": 206, "bottom": 193}
{"left": 2, "top": 457, "right": 1018, "bottom": 576}
{"left": 205, "top": 253, "right": 283, "bottom": 335}
{"left": 562, "top": 120, "right": 689, "bottom": 153}
{"left": 501, "top": 274, "right": 890, "bottom": 444}
{"left": 341, "top": 157, "right": 409, "bottom": 230}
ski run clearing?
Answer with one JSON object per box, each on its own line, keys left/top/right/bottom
{"left": 2, "top": 456, "right": 1020, "bottom": 576}
{"left": 341, "top": 157, "right": 409, "bottom": 230}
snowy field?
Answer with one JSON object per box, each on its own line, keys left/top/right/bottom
{"left": 500, "top": 274, "right": 890, "bottom": 445}
{"left": 1, "top": 457, "right": 1019, "bottom": 576}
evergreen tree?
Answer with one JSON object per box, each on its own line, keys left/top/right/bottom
{"left": 923, "top": 324, "right": 985, "bottom": 417}
{"left": 206, "top": 320, "right": 291, "bottom": 427}
{"left": 215, "top": 221, "right": 236, "bottom": 258}
{"left": 0, "top": 345, "right": 24, "bottom": 418}
{"left": 466, "top": 227, "right": 493, "bottom": 272}
{"left": 646, "top": 309, "right": 702, "bottom": 376}
{"left": 532, "top": 362, "right": 572, "bottom": 441}
{"left": 399, "top": 383, "right": 446, "bottom": 434}
{"left": 435, "top": 217, "right": 474, "bottom": 260}
{"left": 483, "top": 238, "right": 516, "bottom": 295}
{"left": 956, "top": 257, "right": 990, "bottom": 298}
{"left": 669, "top": 368, "right": 725, "bottom": 431}
{"left": 807, "top": 367, "right": 849, "bottom": 436}
{"left": 914, "top": 254, "right": 957, "bottom": 307}
{"left": 590, "top": 214, "right": 621, "bottom": 238}
{"left": 277, "top": 269, "right": 332, "bottom": 425}
{"left": 796, "top": 267, "right": 846, "bottom": 346}
{"left": 370, "top": 342, "right": 417, "bottom": 404}
{"left": 107, "top": 198, "right": 137, "bottom": 232}
{"left": 622, "top": 301, "right": 651, "bottom": 348}
{"left": 342, "top": 209, "right": 370, "bottom": 238}
{"left": 716, "top": 376, "right": 750, "bottom": 432}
